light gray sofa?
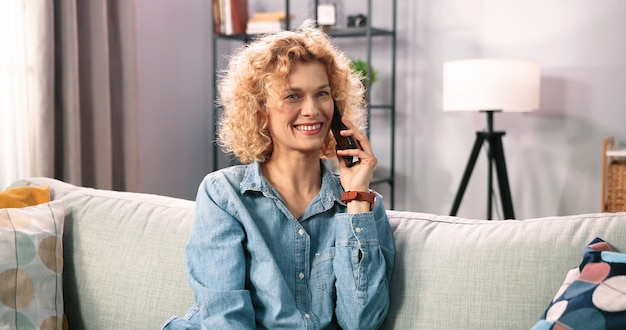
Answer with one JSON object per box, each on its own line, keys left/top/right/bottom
{"left": 8, "top": 177, "right": 626, "bottom": 329}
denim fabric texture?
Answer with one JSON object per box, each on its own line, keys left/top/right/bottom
{"left": 162, "top": 161, "right": 395, "bottom": 329}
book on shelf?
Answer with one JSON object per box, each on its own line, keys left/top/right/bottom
{"left": 246, "top": 11, "right": 292, "bottom": 35}
{"left": 212, "top": 0, "right": 221, "bottom": 34}
{"left": 213, "top": 0, "right": 249, "bottom": 35}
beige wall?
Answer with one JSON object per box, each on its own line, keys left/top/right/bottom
{"left": 136, "top": 0, "right": 212, "bottom": 200}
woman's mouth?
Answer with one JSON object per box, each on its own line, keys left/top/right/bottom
{"left": 295, "top": 123, "right": 322, "bottom": 132}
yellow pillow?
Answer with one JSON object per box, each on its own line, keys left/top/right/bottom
{"left": 0, "top": 185, "right": 51, "bottom": 208}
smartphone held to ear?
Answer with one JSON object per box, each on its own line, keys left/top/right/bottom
{"left": 331, "top": 102, "right": 360, "bottom": 167}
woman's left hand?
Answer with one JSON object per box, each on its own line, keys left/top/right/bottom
{"left": 335, "top": 116, "right": 378, "bottom": 194}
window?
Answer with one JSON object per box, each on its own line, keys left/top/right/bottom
{"left": 0, "top": 1, "right": 45, "bottom": 189}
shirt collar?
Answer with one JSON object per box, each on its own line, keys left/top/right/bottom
{"left": 240, "top": 160, "right": 344, "bottom": 209}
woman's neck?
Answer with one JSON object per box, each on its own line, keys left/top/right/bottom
{"left": 261, "top": 154, "right": 322, "bottom": 220}
{"left": 261, "top": 154, "right": 322, "bottom": 195}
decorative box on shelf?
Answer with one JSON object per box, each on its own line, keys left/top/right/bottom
{"left": 602, "top": 137, "right": 626, "bottom": 212}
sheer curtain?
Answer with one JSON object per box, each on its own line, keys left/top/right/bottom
{"left": 1, "top": 0, "right": 140, "bottom": 192}
{"left": 0, "top": 1, "right": 53, "bottom": 190}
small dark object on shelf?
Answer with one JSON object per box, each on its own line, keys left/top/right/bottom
{"left": 347, "top": 14, "right": 367, "bottom": 27}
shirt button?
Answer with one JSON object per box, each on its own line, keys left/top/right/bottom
{"left": 304, "top": 313, "right": 311, "bottom": 319}
{"left": 298, "top": 228, "right": 305, "bottom": 236}
{"left": 299, "top": 272, "right": 305, "bottom": 279}
{"left": 355, "top": 227, "right": 362, "bottom": 233}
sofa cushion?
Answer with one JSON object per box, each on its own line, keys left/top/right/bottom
{"left": 0, "top": 200, "right": 64, "bottom": 329}
{"left": 58, "top": 186, "right": 196, "bottom": 329}
{"left": 380, "top": 211, "right": 626, "bottom": 330}
{"left": 531, "top": 237, "right": 626, "bottom": 329}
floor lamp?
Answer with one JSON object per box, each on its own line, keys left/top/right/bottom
{"left": 443, "top": 59, "right": 541, "bottom": 219}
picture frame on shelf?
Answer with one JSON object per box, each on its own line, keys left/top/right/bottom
{"left": 310, "top": 0, "right": 345, "bottom": 29}
{"left": 317, "top": 4, "right": 336, "bottom": 26}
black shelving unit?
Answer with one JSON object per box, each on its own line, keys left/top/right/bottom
{"left": 211, "top": 0, "right": 396, "bottom": 208}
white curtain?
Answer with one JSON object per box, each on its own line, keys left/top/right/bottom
{"left": 0, "top": 1, "right": 53, "bottom": 190}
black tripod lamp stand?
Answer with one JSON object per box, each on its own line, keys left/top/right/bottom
{"left": 443, "top": 59, "right": 541, "bottom": 219}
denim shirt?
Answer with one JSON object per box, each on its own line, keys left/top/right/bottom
{"left": 162, "top": 161, "right": 395, "bottom": 330}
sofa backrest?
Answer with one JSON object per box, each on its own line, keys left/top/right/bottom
{"left": 380, "top": 210, "right": 626, "bottom": 329}
{"left": 11, "top": 178, "right": 626, "bottom": 329}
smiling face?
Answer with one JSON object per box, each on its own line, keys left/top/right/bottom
{"left": 265, "top": 61, "right": 334, "bottom": 161}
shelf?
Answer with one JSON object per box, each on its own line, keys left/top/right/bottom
{"left": 213, "top": 33, "right": 252, "bottom": 41}
{"left": 326, "top": 27, "right": 395, "bottom": 38}
{"left": 211, "top": 0, "right": 397, "bottom": 208}
{"left": 213, "top": 26, "right": 395, "bottom": 41}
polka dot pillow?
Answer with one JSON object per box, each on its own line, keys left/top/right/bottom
{"left": 0, "top": 200, "right": 64, "bottom": 329}
{"left": 531, "top": 237, "right": 626, "bottom": 330}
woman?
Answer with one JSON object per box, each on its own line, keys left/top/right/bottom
{"left": 162, "top": 20, "right": 394, "bottom": 330}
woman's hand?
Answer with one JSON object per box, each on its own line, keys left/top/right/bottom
{"left": 336, "top": 116, "right": 377, "bottom": 212}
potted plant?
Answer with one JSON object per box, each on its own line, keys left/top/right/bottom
{"left": 349, "top": 58, "right": 377, "bottom": 86}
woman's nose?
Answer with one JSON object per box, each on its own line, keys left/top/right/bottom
{"left": 301, "top": 97, "right": 320, "bottom": 117}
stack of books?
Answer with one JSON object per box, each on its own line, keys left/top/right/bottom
{"left": 246, "top": 11, "right": 292, "bottom": 35}
{"left": 213, "top": 0, "right": 249, "bottom": 35}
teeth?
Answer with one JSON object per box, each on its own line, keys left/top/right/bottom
{"left": 297, "top": 124, "right": 321, "bottom": 131}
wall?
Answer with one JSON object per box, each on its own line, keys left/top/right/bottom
{"left": 135, "top": 0, "right": 626, "bottom": 218}
{"left": 396, "top": 0, "right": 626, "bottom": 219}
{"left": 136, "top": 0, "right": 213, "bottom": 200}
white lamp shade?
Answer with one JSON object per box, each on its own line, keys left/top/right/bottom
{"left": 443, "top": 59, "right": 541, "bottom": 112}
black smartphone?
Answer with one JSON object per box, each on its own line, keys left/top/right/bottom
{"left": 331, "top": 102, "right": 360, "bottom": 167}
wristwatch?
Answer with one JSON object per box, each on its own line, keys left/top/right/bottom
{"left": 341, "top": 191, "right": 376, "bottom": 204}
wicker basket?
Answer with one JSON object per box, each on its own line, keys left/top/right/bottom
{"left": 606, "top": 159, "right": 626, "bottom": 212}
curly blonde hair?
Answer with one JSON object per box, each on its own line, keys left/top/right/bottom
{"left": 216, "top": 20, "right": 367, "bottom": 163}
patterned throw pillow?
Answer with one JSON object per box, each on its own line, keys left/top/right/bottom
{"left": 531, "top": 237, "right": 626, "bottom": 330}
{"left": 0, "top": 200, "right": 64, "bottom": 329}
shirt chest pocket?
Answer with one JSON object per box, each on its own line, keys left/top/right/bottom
{"left": 311, "top": 248, "right": 336, "bottom": 295}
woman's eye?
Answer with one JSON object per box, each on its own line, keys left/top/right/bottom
{"left": 285, "top": 94, "right": 299, "bottom": 100}
{"left": 318, "top": 91, "right": 330, "bottom": 97}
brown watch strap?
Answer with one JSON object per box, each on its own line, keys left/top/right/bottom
{"left": 341, "top": 191, "right": 376, "bottom": 204}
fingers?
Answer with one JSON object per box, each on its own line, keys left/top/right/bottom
{"left": 336, "top": 116, "right": 377, "bottom": 168}
{"left": 336, "top": 148, "right": 378, "bottom": 168}
{"left": 336, "top": 117, "right": 377, "bottom": 191}
{"left": 340, "top": 117, "right": 372, "bottom": 152}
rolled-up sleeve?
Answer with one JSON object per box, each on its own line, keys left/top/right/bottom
{"left": 333, "top": 193, "right": 395, "bottom": 330}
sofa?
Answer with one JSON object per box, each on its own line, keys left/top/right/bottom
{"left": 6, "top": 177, "right": 626, "bottom": 329}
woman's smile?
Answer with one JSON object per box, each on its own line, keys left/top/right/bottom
{"left": 295, "top": 123, "right": 323, "bottom": 133}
